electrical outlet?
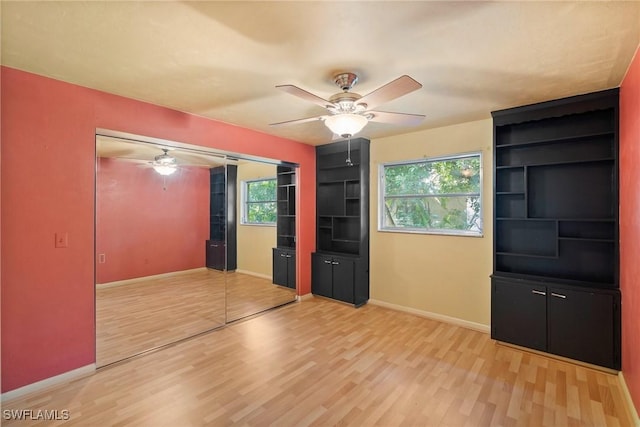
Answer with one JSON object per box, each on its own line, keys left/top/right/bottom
{"left": 55, "top": 232, "right": 68, "bottom": 248}
{"left": 98, "top": 254, "right": 106, "bottom": 264}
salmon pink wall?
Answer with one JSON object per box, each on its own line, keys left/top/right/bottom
{"left": 620, "top": 45, "right": 640, "bottom": 415}
{"left": 96, "top": 159, "right": 209, "bottom": 283}
{"left": 0, "top": 66, "right": 316, "bottom": 392}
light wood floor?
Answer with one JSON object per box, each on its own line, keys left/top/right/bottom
{"left": 8, "top": 298, "right": 632, "bottom": 426}
{"left": 97, "top": 269, "right": 296, "bottom": 366}
{"left": 226, "top": 271, "right": 296, "bottom": 322}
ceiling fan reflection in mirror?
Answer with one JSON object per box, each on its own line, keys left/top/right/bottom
{"left": 270, "top": 72, "right": 425, "bottom": 138}
{"left": 151, "top": 149, "right": 178, "bottom": 176}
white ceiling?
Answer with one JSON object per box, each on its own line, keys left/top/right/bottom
{"left": 2, "top": 1, "right": 639, "bottom": 146}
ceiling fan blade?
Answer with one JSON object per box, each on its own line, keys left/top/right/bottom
{"left": 276, "top": 84, "right": 333, "bottom": 109}
{"left": 172, "top": 151, "right": 227, "bottom": 167}
{"left": 270, "top": 115, "right": 327, "bottom": 127}
{"left": 110, "top": 157, "right": 150, "bottom": 165}
{"left": 357, "top": 75, "right": 422, "bottom": 110}
{"left": 367, "top": 110, "right": 425, "bottom": 126}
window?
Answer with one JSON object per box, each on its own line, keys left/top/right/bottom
{"left": 242, "top": 178, "right": 277, "bottom": 225}
{"left": 379, "top": 153, "right": 482, "bottom": 236}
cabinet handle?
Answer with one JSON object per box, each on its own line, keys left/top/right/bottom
{"left": 531, "top": 290, "right": 546, "bottom": 296}
{"left": 211, "top": 244, "right": 219, "bottom": 248}
{"left": 280, "top": 254, "right": 286, "bottom": 257}
{"left": 551, "top": 293, "right": 566, "bottom": 299}
{"left": 332, "top": 261, "right": 340, "bottom": 265}
{"left": 324, "top": 260, "right": 332, "bottom": 264}
{"left": 286, "top": 255, "right": 292, "bottom": 258}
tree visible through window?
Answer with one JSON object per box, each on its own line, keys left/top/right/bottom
{"left": 380, "top": 153, "right": 482, "bottom": 235}
{"left": 243, "top": 178, "right": 277, "bottom": 225}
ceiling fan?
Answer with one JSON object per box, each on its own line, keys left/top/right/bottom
{"left": 151, "top": 148, "right": 179, "bottom": 176}
{"left": 270, "top": 72, "right": 425, "bottom": 138}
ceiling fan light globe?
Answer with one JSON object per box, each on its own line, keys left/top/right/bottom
{"left": 324, "top": 113, "right": 368, "bottom": 137}
{"left": 153, "top": 164, "right": 177, "bottom": 176}
{"left": 152, "top": 149, "right": 178, "bottom": 175}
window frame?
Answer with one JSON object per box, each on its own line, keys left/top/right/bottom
{"left": 378, "top": 152, "right": 483, "bottom": 237}
{"left": 241, "top": 177, "right": 277, "bottom": 226}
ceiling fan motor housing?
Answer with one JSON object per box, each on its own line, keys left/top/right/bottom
{"left": 333, "top": 72, "right": 359, "bottom": 91}
{"left": 328, "top": 92, "right": 366, "bottom": 114}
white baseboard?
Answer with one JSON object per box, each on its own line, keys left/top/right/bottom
{"left": 233, "top": 269, "right": 272, "bottom": 281}
{"left": 96, "top": 267, "right": 207, "bottom": 289}
{"left": 1, "top": 364, "right": 96, "bottom": 403}
{"left": 368, "top": 299, "right": 490, "bottom": 333}
{"left": 619, "top": 372, "right": 640, "bottom": 426}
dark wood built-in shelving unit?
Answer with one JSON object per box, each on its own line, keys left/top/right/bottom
{"left": 312, "top": 138, "right": 370, "bottom": 306}
{"left": 206, "top": 165, "right": 237, "bottom": 271}
{"left": 272, "top": 165, "right": 296, "bottom": 289}
{"left": 491, "top": 89, "right": 620, "bottom": 370}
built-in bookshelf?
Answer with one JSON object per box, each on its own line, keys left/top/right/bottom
{"left": 312, "top": 138, "right": 369, "bottom": 306}
{"left": 491, "top": 89, "right": 620, "bottom": 370}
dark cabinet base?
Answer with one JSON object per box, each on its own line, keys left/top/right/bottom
{"left": 492, "top": 279, "right": 547, "bottom": 352}
{"left": 491, "top": 276, "right": 620, "bottom": 370}
{"left": 311, "top": 252, "right": 368, "bottom": 307}
{"left": 547, "top": 286, "right": 616, "bottom": 369}
{"left": 272, "top": 248, "right": 296, "bottom": 289}
{"left": 206, "top": 240, "right": 225, "bottom": 271}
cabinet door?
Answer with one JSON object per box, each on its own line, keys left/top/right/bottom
{"left": 312, "top": 253, "right": 333, "bottom": 298}
{"left": 491, "top": 279, "right": 547, "bottom": 351}
{"left": 272, "top": 249, "right": 288, "bottom": 286}
{"left": 548, "top": 288, "right": 616, "bottom": 369}
{"left": 332, "top": 257, "right": 355, "bottom": 304}
{"left": 206, "top": 240, "right": 225, "bottom": 271}
{"left": 287, "top": 251, "right": 296, "bottom": 289}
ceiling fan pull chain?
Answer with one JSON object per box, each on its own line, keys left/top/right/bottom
{"left": 346, "top": 137, "right": 353, "bottom": 167}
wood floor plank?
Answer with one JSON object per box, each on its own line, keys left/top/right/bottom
{"left": 96, "top": 269, "right": 296, "bottom": 366}
{"left": 3, "top": 298, "right": 634, "bottom": 426}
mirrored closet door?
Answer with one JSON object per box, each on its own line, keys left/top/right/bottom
{"left": 95, "top": 135, "right": 228, "bottom": 366}
{"left": 95, "top": 132, "right": 297, "bottom": 367}
{"left": 225, "top": 160, "right": 297, "bottom": 322}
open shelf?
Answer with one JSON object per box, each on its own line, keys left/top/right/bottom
{"left": 492, "top": 90, "right": 619, "bottom": 289}
{"left": 495, "top": 109, "right": 615, "bottom": 147}
{"left": 276, "top": 165, "right": 296, "bottom": 250}
{"left": 495, "top": 131, "right": 614, "bottom": 149}
{"left": 495, "top": 193, "right": 526, "bottom": 218}
{"left": 315, "top": 138, "right": 369, "bottom": 259}
{"left": 527, "top": 162, "right": 614, "bottom": 219}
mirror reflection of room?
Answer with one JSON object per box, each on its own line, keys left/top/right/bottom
{"left": 95, "top": 134, "right": 297, "bottom": 367}
{"left": 225, "top": 161, "right": 297, "bottom": 322}
{"left": 95, "top": 136, "right": 227, "bottom": 367}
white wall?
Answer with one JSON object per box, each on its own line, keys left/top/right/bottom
{"left": 370, "top": 119, "right": 493, "bottom": 327}
{"left": 236, "top": 161, "right": 277, "bottom": 278}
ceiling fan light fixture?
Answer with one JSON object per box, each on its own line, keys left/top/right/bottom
{"left": 152, "top": 164, "right": 177, "bottom": 176}
{"left": 324, "top": 113, "right": 368, "bottom": 137}
{"left": 152, "top": 150, "right": 178, "bottom": 175}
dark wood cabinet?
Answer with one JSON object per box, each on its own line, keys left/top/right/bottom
{"left": 311, "top": 253, "right": 334, "bottom": 299}
{"left": 272, "top": 248, "right": 295, "bottom": 289}
{"left": 272, "top": 165, "right": 297, "bottom": 289}
{"left": 207, "top": 165, "right": 237, "bottom": 271}
{"left": 492, "top": 277, "right": 620, "bottom": 369}
{"left": 312, "top": 138, "right": 369, "bottom": 306}
{"left": 311, "top": 253, "right": 358, "bottom": 304}
{"left": 206, "top": 240, "right": 226, "bottom": 271}
{"left": 547, "top": 287, "right": 618, "bottom": 369}
{"left": 491, "top": 278, "right": 547, "bottom": 352}
{"left": 491, "top": 89, "right": 621, "bottom": 370}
